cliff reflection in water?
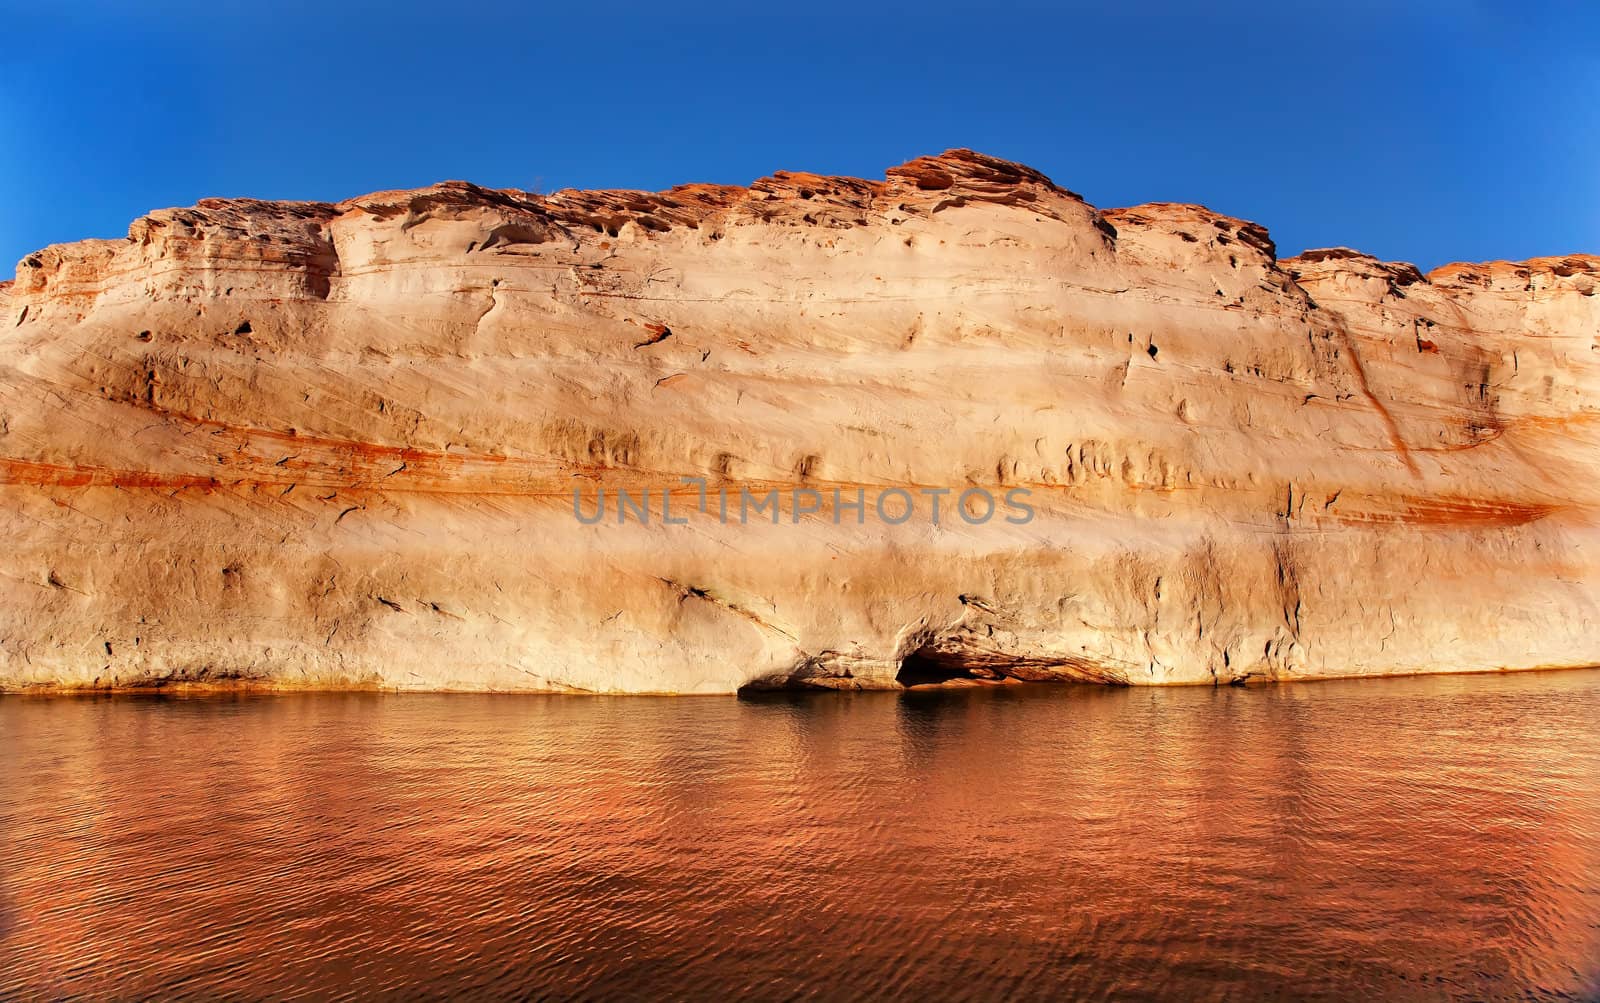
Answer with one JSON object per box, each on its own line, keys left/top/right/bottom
{"left": 1, "top": 671, "right": 1598, "bottom": 1000}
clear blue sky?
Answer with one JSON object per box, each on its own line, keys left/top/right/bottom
{"left": 2, "top": 1, "right": 1595, "bottom": 271}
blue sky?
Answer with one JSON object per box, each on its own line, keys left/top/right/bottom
{"left": 2, "top": 1, "right": 1595, "bottom": 271}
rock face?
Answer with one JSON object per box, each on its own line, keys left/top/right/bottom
{"left": 2, "top": 150, "right": 1597, "bottom": 692}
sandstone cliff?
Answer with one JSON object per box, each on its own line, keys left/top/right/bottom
{"left": 2, "top": 150, "right": 1597, "bottom": 692}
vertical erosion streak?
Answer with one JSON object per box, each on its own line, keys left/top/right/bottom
{"left": 1334, "top": 325, "right": 1421, "bottom": 478}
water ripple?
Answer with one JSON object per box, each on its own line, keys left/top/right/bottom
{"left": 1, "top": 673, "right": 1598, "bottom": 1000}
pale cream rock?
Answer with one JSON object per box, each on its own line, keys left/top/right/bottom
{"left": 1, "top": 150, "right": 1596, "bottom": 692}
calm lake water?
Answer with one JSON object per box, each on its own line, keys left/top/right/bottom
{"left": 2, "top": 672, "right": 1598, "bottom": 1001}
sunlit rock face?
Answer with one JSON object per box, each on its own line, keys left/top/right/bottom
{"left": 1, "top": 150, "right": 1597, "bottom": 693}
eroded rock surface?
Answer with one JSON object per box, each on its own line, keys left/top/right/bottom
{"left": 2, "top": 150, "right": 1597, "bottom": 692}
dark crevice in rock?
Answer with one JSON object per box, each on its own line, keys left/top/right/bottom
{"left": 895, "top": 646, "right": 977, "bottom": 687}
{"left": 896, "top": 632, "right": 1134, "bottom": 689}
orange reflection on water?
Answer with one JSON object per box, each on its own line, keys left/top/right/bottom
{"left": 1, "top": 671, "right": 1598, "bottom": 1000}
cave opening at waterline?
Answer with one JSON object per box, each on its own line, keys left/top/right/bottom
{"left": 895, "top": 645, "right": 988, "bottom": 688}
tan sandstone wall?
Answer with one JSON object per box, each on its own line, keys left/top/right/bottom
{"left": 1, "top": 150, "right": 1596, "bottom": 692}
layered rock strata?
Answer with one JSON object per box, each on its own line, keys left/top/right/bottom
{"left": 2, "top": 150, "right": 1596, "bottom": 692}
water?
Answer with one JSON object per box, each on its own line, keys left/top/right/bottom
{"left": 2, "top": 672, "right": 1598, "bottom": 1002}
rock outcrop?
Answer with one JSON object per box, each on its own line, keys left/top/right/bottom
{"left": 2, "top": 150, "right": 1597, "bottom": 692}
